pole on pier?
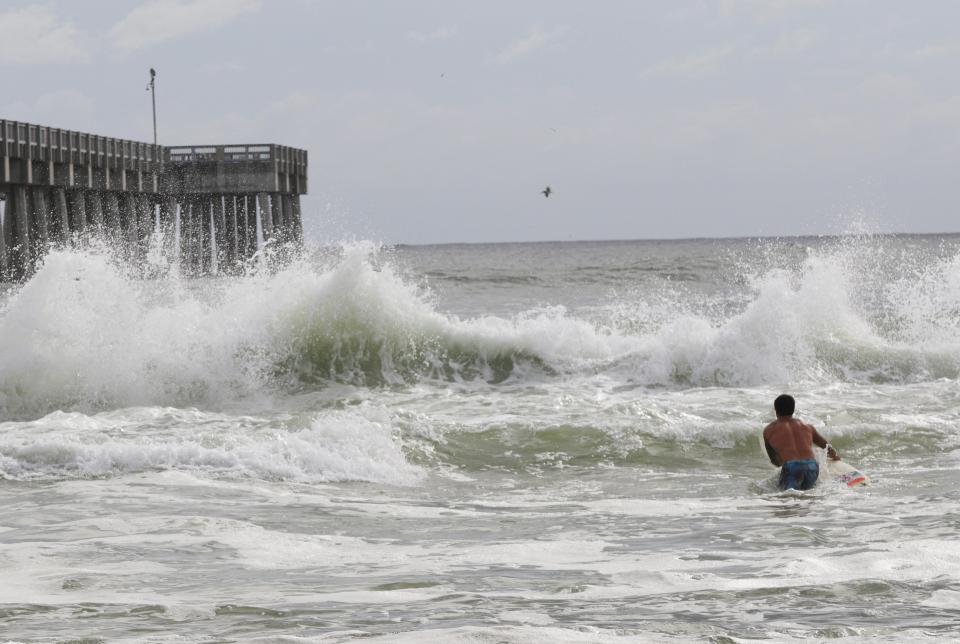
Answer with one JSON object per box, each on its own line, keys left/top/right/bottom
{"left": 147, "top": 68, "right": 158, "bottom": 145}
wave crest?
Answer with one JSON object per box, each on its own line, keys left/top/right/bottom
{"left": 2, "top": 238, "right": 960, "bottom": 417}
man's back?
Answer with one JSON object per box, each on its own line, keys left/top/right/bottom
{"left": 763, "top": 417, "right": 819, "bottom": 465}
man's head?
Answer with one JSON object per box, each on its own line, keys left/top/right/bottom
{"left": 774, "top": 394, "right": 795, "bottom": 417}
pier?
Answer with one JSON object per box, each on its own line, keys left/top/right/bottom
{"left": 0, "top": 119, "right": 308, "bottom": 280}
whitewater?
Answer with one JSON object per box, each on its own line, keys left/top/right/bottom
{"left": 1, "top": 234, "right": 959, "bottom": 642}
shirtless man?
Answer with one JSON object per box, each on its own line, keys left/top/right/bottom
{"left": 763, "top": 394, "right": 839, "bottom": 490}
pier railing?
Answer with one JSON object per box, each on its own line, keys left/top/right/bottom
{"left": 165, "top": 143, "right": 308, "bottom": 178}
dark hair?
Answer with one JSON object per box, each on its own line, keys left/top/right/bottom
{"left": 774, "top": 394, "right": 795, "bottom": 416}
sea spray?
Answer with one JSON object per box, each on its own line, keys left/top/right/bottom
{"left": 0, "top": 248, "right": 274, "bottom": 417}
{"left": 602, "top": 236, "right": 960, "bottom": 386}
{"left": 2, "top": 237, "right": 960, "bottom": 420}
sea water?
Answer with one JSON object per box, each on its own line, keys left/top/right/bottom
{"left": 0, "top": 235, "right": 958, "bottom": 642}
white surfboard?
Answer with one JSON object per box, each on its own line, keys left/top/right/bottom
{"left": 826, "top": 458, "right": 869, "bottom": 487}
{"left": 759, "top": 432, "right": 869, "bottom": 487}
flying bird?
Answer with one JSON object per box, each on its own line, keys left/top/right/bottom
{"left": 542, "top": 186, "right": 552, "bottom": 198}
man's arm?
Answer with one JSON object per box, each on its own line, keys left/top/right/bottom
{"left": 810, "top": 425, "right": 840, "bottom": 460}
{"left": 762, "top": 425, "right": 782, "bottom": 466}
{"left": 764, "top": 439, "right": 782, "bottom": 466}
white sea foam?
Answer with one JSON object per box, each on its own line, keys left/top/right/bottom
{"left": 0, "top": 407, "right": 422, "bottom": 484}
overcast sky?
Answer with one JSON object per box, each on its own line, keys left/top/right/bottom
{"left": 1, "top": 0, "right": 958, "bottom": 244}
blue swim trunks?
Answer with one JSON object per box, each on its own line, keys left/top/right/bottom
{"left": 779, "top": 458, "right": 819, "bottom": 490}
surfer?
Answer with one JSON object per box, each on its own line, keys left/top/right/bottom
{"left": 763, "top": 394, "right": 839, "bottom": 490}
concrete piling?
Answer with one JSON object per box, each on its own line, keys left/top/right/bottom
{"left": 180, "top": 200, "right": 193, "bottom": 273}
{"left": 31, "top": 187, "right": 50, "bottom": 252}
{"left": 270, "top": 192, "right": 284, "bottom": 241}
{"left": 54, "top": 188, "right": 70, "bottom": 243}
{"left": 69, "top": 190, "right": 86, "bottom": 234}
{"left": 104, "top": 192, "right": 120, "bottom": 234}
{"left": 289, "top": 194, "right": 303, "bottom": 244}
{"left": 11, "top": 185, "right": 32, "bottom": 278}
{"left": 281, "top": 194, "right": 293, "bottom": 242}
{"left": 224, "top": 195, "right": 238, "bottom": 269}
{"left": 197, "top": 199, "right": 211, "bottom": 274}
{"left": 245, "top": 195, "right": 258, "bottom": 258}
{"left": 87, "top": 192, "right": 104, "bottom": 230}
{"left": 0, "top": 198, "right": 9, "bottom": 279}
{"left": 258, "top": 192, "right": 273, "bottom": 241}
{"left": 136, "top": 196, "right": 153, "bottom": 261}
{"left": 121, "top": 194, "right": 138, "bottom": 246}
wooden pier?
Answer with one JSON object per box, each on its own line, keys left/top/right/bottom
{"left": 0, "top": 119, "right": 307, "bottom": 280}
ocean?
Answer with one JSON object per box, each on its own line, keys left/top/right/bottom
{"left": 1, "top": 234, "right": 959, "bottom": 642}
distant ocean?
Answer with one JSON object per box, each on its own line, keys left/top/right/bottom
{"left": 1, "top": 235, "right": 959, "bottom": 642}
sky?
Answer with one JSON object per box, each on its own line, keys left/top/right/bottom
{"left": 1, "top": 0, "right": 958, "bottom": 244}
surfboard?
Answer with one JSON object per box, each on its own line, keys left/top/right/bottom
{"left": 826, "top": 458, "right": 869, "bottom": 487}
{"left": 759, "top": 432, "right": 869, "bottom": 487}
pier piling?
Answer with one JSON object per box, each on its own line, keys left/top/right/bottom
{"left": 54, "top": 188, "right": 69, "bottom": 244}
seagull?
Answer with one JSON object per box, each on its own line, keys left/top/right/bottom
{"left": 542, "top": 186, "right": 552, "bottom": 198}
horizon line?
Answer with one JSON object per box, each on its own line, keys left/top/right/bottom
{"left": 387, "top": 230, "right": 960, "bottom": 249}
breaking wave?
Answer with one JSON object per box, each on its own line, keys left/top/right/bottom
{"left": 1, "top": 237, "right": 960, "bottom": 418}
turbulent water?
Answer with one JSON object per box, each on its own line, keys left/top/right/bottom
{"left": 1, "top": 235, "right": 959, "bottom": 642}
